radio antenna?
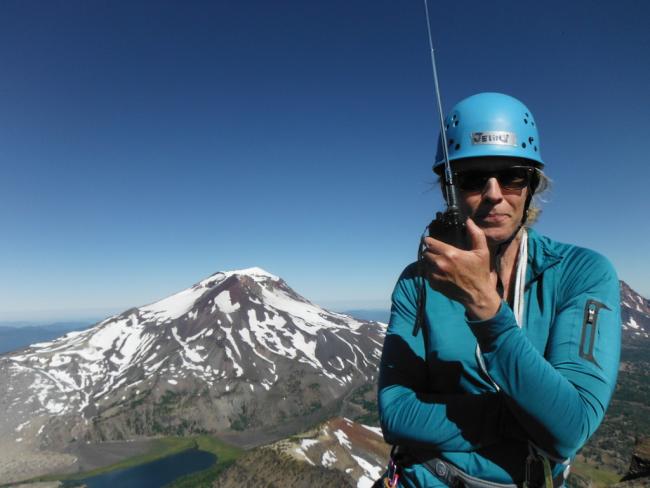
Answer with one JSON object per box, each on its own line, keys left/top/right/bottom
{"left": 423, "top": 0, "right": 460, "bottom": 213}
{"left": 414, "top": 1, "right": 467, "bottom": 338}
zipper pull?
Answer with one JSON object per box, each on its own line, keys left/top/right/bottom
{"left": 587, "top": 304, "right": 596, "bottom": 324}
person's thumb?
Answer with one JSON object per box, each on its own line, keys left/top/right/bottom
{"left": 465, "top": 218, "right": 487, "bottom": 251}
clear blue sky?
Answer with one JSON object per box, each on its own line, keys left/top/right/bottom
{"left": 1, "top": 0, "right": 649, "bottom": 321}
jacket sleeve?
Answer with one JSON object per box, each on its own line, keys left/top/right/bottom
{"left": 468, "top": 249, "right": 621, "bottom": 460}
{"left": 378, "top": 265, "right": 505, "bottom": 452}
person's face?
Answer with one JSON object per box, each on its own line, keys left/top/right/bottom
{"left": 451, "top": 159, "right": 529, "bottom": 246}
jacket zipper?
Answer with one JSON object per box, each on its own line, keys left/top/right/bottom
{"left": 579, "top": 299, "right": 609, "bottom": 365}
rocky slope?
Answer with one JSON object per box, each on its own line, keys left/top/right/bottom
{"left": 619, "top": 437, "right": 650, "bottom": 484}
{"left": 213, "top": 417, "right": 389, "bottom": 488}
{"left": 212, "top": 443, "right": 355, "bottom": 488}
{"left": 621, "top": 281, "right": 650, "bottom": 341}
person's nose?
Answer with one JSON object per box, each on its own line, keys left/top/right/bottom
{"left": 482, "top": 177, "right": 504, "bottom": 203}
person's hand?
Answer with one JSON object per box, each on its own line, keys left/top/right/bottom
{"left": 423, "top": 218, "right": 502, "bottom": 320}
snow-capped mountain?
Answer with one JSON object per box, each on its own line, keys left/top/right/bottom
{"left": 0, "top": 268, "right": 385, "bottom": 465}
{"left": 620, "top": 280, "right": 650, "bottom": 340}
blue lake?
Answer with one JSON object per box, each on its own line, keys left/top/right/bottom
{"left": 73, "top": 448, "right": 217, "bottom": 488}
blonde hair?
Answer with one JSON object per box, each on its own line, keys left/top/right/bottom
{"left": 525, "top": 169, "right": 551, "bottom": 226}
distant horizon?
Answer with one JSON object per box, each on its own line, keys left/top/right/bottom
{"left": 0, "top": 304, "right": 394, "bottom": 326}
{"left": 0, "top": 286, "right": 394, "bottom": 324}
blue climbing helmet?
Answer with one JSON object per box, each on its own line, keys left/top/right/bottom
{"left": 433, "top": 92, "right": 544, "bottom": 173}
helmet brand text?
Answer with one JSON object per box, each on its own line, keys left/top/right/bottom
{"left": 471, "top": 131, "right": 517, "bottom": 147}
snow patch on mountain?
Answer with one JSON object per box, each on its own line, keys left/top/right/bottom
{"left": 322, "top": 449, "right": 337, "bottom": 467}
{"left": 214, "top": 290, "right": 240, "bottom": 314}
{"left": 334, "top": 429, "right": 352, "bottom": 449}
{"left": 352, "top": 454, "right": 383, "bottom": 488}
{"left": 361, "top": 425, "right": 383, "bottom": 437}
{"left": 141, "top": 287, "right": 208, "bottom": 324}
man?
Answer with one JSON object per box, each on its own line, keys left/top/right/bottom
{"left": 377, "top": 93, "right": 620, "bottom": 488}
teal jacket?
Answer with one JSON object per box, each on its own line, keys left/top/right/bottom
{"left": 378, "top": 229, "right": 621, "bottom": 487}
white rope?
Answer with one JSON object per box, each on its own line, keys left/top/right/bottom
{"left": 513, "top": 229, "right": 528, "bottom": 328}
{"left": 476, "top": 228, "right": 528, "bottom": 390}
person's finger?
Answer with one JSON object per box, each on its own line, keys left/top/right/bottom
{"left": 423, "top": 236, "right": 456, "bottom": 255}
{"left": 465, "top": 218, "right": 488, "bottom": 251}
{"left": 422, "top": 250, "right": 439, "bottom": 267}
{"left": 423, "top": 252, "right": 453, "bottom": 276}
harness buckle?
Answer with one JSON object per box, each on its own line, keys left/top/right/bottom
{"left": 524, "top": 452, "right": 555, "bottom": 488}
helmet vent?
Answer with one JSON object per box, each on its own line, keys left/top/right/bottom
{"left": 448, "top": 138, "right": 455, "bottom": 146}
{"left": 455, "top": 143, "right": 461, "bottom": 151}
{"left": 534, "top": 146, "right": 538, "bottom": 152}
{"left": 453, "top": 120, "right": 459, "bottom": 127}
{"left": 524, "top": 118, "right": 528, "bottom": 124}
{"left": 522, "top": 142, "right": 527, "bottom": 149}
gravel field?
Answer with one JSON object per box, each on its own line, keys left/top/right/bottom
{"left": 6, "top": 482, "right": 62, "bottom": 488}
{"left": 63, "top": 439, "right": 157, "bottom": 473}
{"left": 0, "top": 440, "right": 75, "bottom": 485}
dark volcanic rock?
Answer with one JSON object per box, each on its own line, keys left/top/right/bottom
{"left": 621, "top": 437, "right": 650, "bottom": 482}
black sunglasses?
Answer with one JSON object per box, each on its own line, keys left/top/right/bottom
{"left": 452, "top": 166, "right": 535, "bottom": 193}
